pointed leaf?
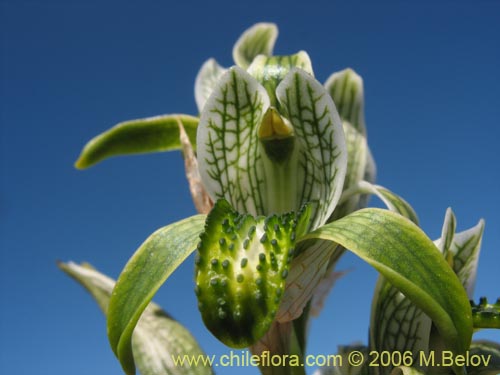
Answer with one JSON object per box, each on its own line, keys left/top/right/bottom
{"left": 107, "top": 215, "right": 206, "bottom": 375}
{"left": 233, "top": 23, "right": 278, "bottom": 69}
{"left": 59, "top": 262, "right": 213, "bottom": 375}
{"left": 324, "top": 68, "right": 366, "bottom": 135}
{"left": 75, "top": 114, "right": 199, "bottom": 169}
{"left": 58, "top": 261, "right": 115, "bottom": 314}
{"left": 195, "top": 58, "right": 227, "bottom": 113}
{"left": 276, "top": 68, "right": 347, "bottom": 229}
{"left": 301, "top": 208, "right": 473, "bottom": 365}
{"left": 197, "top": 67, "right": 270, "bottom": 215}
{"left": 195, "top": 199, "right": 310, "bottom": 348}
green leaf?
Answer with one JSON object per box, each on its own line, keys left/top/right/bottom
{"left": 341, "top": 181, "right": 418, "bottom": 225}
{"left": 466, "top": 340, "right": 500, "bottom": 375}
{"left": 75, "top": 114, "right": 199, "bottom": 169}
{"left": 132, "top": 304, "right": 213, "bottom": 375}
{"left": 363, "top": 183, "right": 423, "bottom": 373}
{"left": 276, "top": 68, "right": 347, "bottom": 229}
{"left": 195, "top": 58, "right": 227, "bottom": 113}
{"left": 233, "top": 23, "right": 278, "bottom": 69}
{"left": 194, "top": 199, "right": 310, "bottom": 348}
{"left": 369, "top": 276, "right": 432, "bottom": 374}
{"left": 107, "top": 215, "right": 206, "bottom": 375}
{"left": 301, "top": 209, "right": 473, "bottom": 365}
{"left": 324, "top": 68, "right": 366, "bottom": 135}
{"left": 59, "top": 262, "right": 212, "bottom": 375}
{"left": 58, "top": 261, "right": 115, "bottom": 314}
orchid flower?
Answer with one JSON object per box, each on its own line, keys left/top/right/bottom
{"left": 64, "top": 23, "right": 499, "bottom": 375}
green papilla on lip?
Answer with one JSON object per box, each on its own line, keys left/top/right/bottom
{"left": 194, "top": 199, "right": 310, "bottom": 348}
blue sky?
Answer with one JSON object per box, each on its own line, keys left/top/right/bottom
{"left": 1, "top": 1, "right": 499, "bottom": 374}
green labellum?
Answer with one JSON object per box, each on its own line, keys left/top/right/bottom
{"left": 194, "top": 199, "right": 310, "bottom": 348}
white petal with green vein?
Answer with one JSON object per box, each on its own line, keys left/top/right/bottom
{"left": 195, "top": 58, "right": 227, "bottom": 113}
{"left": 324, "top": 68, "right": 366, "bottom": 135}
{"left": 233, "top": 23, "right": 278, "bottom": 69}
{"left": 276, "top": 68, "right": 347, "bottom": 229}
{"left": 197, "top": 66, "right": 270, "bottom": 215}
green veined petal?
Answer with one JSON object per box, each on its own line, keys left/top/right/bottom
{"left": 197, "top": 66, "right": 270, "bottom": 215}
{"left": 247, "top": 51, "right": 314, "bottom": 107}
{"left": 329, "top": 121, "right": 368, "bottom": 220}
{"left": 75, "top": 114, "right": 199, "bottom": 169}
{"left": 324, "top": 68, "right": 366, "bottom": 135}
{"left": 232, "top": 23, "right": 278, "bottom": 69}
{"left": 276, "top": 68, "right": 347, "bottom": 229}
{"left": 195, "top": 58, "right": 227, "bottom": 113}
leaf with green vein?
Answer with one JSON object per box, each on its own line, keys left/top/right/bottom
{"left": 276, "top": 68, "right": 347, "bottom": 229}
{"left": 329, "top": 121, "right": 367, "bottom": 220}
{"left": 341, "top": 181, "right": 419, "bottom": 225}
{"left": 466, "top": 340, "right": 500, "bottom": 375}
{"left": 75, "top": 114, "right": 199, "bottom": 169}
{"left": 370, "top": 208, "right": 484, "bottom": 374}
{"left": 301, "top": 208, "right": 472, "bottom": 371}
{"left": 324, "top": 68, "right": 366, "bottom": 135}
{"left": 247, "top": 51, "right": 314, "bottom": 107}
{"left": 58, "top": 261, "right": 212, "bottom": 375}
{"left": 370, "top": 276, "right": 432, "bottom": 375}
{"left": 365, "top": 182, "right": 425, "bottom": 374}
{"left": 195, "top": 199, "right": 310, "bottom": 348}
{"left": 195, "top": 58, "right": 227, "bottom": 113}
{"left": 107, "top": 215, "right": 206, "bottom": 375}
{"left": 233, "top": 23, "right": 278, "bottom": 69}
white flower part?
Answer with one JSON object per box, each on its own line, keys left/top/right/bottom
{"left": 194, "top": 58, "right": 227, "bottom": 113}
{"left": 197, "top": 66, "right": 270, "bottom": 215}
{"left": 197, "top": 66, "right": 347, "bottom": 229}
{"left": 276, "top": 68, "right": 347, "bottom": 229}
